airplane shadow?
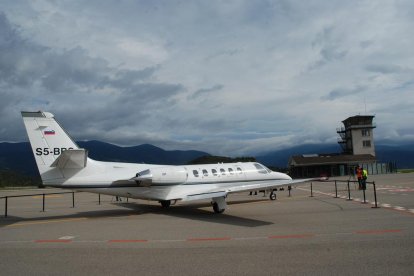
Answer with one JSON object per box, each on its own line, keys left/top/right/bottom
{"left": 115, "top": 199, "right": 274, "bottom": 227}
{"left": 0, "top": 199, "right": 273, "bottom": 228}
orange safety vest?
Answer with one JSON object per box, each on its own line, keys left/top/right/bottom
{"left": 356, "top": 168, "right": 362, "bottom": 179}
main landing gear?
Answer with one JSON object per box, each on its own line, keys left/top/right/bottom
{"left": 211, "top": 196, "right": 227, "bottom": 214}
{"left": 250, "top": 189, "right": 277, "bottom": 201}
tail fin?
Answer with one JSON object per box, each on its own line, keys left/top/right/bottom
{"left": 21, "top": 111, "right": 82, "bottom": 183}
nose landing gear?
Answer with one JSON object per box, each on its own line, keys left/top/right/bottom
{"left": 159, "top": 200, "right": 171, "bottom": 208}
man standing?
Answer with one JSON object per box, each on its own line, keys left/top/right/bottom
{"left": 356, "top": 166, "right": 363, "bottom": 190}
{"left": 362, "top": 168, "right": 368, "bottom": 190}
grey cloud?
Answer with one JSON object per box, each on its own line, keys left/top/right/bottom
{"left": 109, "top": 66, "right": 160, "bottom": 88}
{"left": 0, "top": 12, "right": 184, "bottom": 145}
{"left": 205, "top": 49, "right": 240, "bottom": 62}
{"left": 1, "top": 1, "right": 414, "bottom": 155}
{"left": 365, "top": 64, "right": 408, "bottom": 75}
{"left": 320, "top": 47, "right": 347, "bottom": 62}
{"left": 0, "top": 13, "right": 48, "bottom": 87}
{"left": 188, "top": 84, "right": 223, "bottom": 100}
{"left": 309, "top": 27, "right": 348, "bottom": 70}
{"left": 41, "top": 47, "right": 111, "bottom": 92}
{"left": 359, "top": 40, "right": 373, "bottom": 49}
{"left": 0, "top": 13, "right": 177, "bottom": 101}
{"left": 321, "top": 86, "right": 365, "bottom": 101}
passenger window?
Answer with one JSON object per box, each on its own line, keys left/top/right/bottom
{"left": 202, "top": 169, "right": 208, "bottom": 177}
{"left": 193, "top": 170, "right": 199, "bottom": 177}
{"left": 228, "top": 168, "right": 234, "bottom": 175}
{"left": 212, "top": 169, "right": 218, "bottom": 176}
{"left": 220, "top": 168, "right": 226, "bottom": 175}
{"left": 237, "top": 167, "right": 243, "bottom": 174}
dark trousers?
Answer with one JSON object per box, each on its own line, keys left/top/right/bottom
{"left": 361, "top": 178, "right": 367, "bottom": 190}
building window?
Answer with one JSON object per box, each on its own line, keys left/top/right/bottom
{"left": 362, "top": 129, "right": 370, "bottom": 137}
{"left": 363, "top": 140, "right": 371, "bottom": 147}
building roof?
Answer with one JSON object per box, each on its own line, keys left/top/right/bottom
{"left": 289, "top": 154, "right": 376, "bottom": 167}
{"left": 342, "top": 115, "right": 376, "bottom": 129}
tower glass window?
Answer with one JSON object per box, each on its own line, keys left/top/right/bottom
{"left": 363, "top": 140, "right": 371, "bottom": 147}
{"left": 362, "top": 129, "right": 370, "bottom": 137}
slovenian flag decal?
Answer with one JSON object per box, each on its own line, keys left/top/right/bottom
{"left": 44, "top": 129, "right": 55, "bottom": 135}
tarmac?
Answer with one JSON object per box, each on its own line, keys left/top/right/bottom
{"left": 1, "top": 173, "right": 413, "bottom": 275}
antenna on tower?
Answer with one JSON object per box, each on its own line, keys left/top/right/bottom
{"left": 364, "top": 97, "right": 367, "bottom": 115}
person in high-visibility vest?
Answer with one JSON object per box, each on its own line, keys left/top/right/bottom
{"left": 361, "top": 169, "right": 368, "bottom": 190}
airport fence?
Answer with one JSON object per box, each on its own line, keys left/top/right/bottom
{"left": 0, "top": 191, "right": 129, "bottom": 218}
{"left": 0, "top": 191, "right": 76, "bottom": 218}
{"left": 1, "top": 180, "right": 379, "bottom": 218}
{"left": 309, "top": 179, "right": 379, "bottom": 208}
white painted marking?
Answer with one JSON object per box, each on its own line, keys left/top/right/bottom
{"left": 409, "top": 209, "right": 414, "bottom": 214}
{"left": 381, "top": 204, "right": 391, "bottom": 208}
{"left": 394, "top": 206, "right": 406, "bottom": 211}
{"left": 59, "top": 236, "right": 75, "bottom": 240}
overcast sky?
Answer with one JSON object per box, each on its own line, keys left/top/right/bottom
{"left": 1, "top": 0, "right": 413, "bottom": 156}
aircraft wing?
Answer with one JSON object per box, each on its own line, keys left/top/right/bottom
{"left": 181, "top": 178, "right": 317, "bottom": 202}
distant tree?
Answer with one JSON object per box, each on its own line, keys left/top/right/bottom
{"left": 0, "top": 170, "right": 42, "bottom": 188}
{"left": 267, "top": 166, "right": 289, "bottom": 173}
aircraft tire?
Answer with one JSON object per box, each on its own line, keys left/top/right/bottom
{"left": 160, "top": 200, "right": 171, "bottom": 208}
{"left": 213, "top": 202, "right": 225, "bottom": 214}
{"left": 270, "top": 193, "right": 276, "bottom": 201}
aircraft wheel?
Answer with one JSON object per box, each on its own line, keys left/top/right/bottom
{"left": 160, "top": 200, "right": 171, "bottom": 208}
{"left": 213, "top": 202, "right": 225, "bottom": 214}
{"left": 270, "top": 193, "right": 276, "bottom": 201}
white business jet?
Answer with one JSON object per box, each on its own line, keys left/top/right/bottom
{"left": 21, "top": 111, "right": 314, "bottom": 213}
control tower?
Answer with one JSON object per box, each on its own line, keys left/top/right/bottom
{"left": 337, "top": 115, "right": 376, "bottom": 156}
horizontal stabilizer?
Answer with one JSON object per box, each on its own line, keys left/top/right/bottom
{"left": 51, "top": 149, "right": 88, "bottom": 169}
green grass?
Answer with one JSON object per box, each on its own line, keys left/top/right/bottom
{"left": 398, "top": 169, "right": 414, "bottom": 173}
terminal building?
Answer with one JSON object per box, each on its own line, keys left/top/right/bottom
{"left": 288, "top": 115, "right": 393, "bottom": 177}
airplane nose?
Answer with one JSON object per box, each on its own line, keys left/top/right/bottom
{"left": 277, "top": 172, "right": 292, "bottom": 180}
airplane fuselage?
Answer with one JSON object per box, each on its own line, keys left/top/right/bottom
{"left": 21, "top": 111, "right": 310, "bottom": 213}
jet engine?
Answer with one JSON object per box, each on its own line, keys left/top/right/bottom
{"left": 134, "top": 166, "right": 188, "bottom": 186}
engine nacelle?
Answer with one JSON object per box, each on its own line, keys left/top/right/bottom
{"left": 135, "top": 166, "right": 188, "bottom": 185}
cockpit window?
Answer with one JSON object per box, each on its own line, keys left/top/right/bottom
{"left": 228, "top": 168, "right": 234, "bottom": 175}
{"left": 212, "top": 169, "right": 218, "bottom": 176}
{"left": 254, "top": 163, "right": 268, "bottom": 174}
{"left": 193, "top": 170, "right": 199, "bottom": 177}
{"left": 220, "top": 168, "right": 226, "bottom": 175}
{"left": 202, "top": 169, "right": 208, "bottom": 177}
{"left": 237, "top": 167, "right": 243, "bottom": 174}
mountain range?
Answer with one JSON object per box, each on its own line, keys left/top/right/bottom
{"left": 0, "top": 140, "right": 413, "bottom": 177}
